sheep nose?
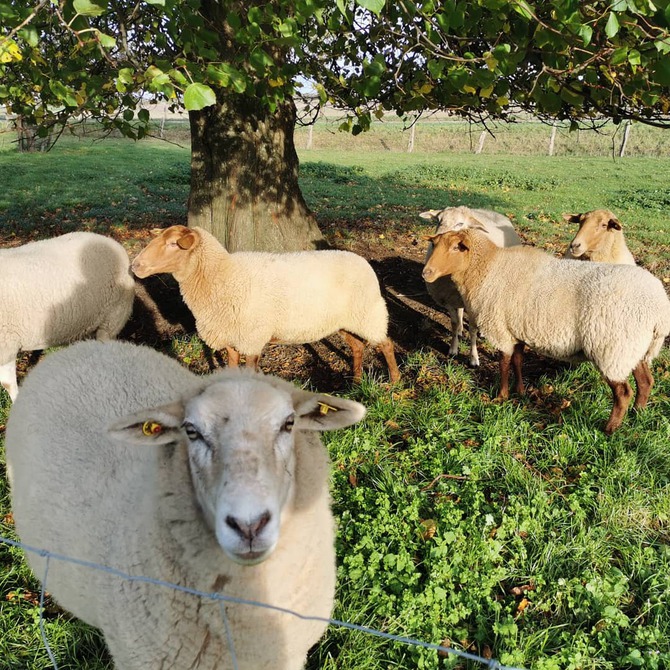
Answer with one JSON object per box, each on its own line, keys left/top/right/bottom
{"left": 422, "top": 266, "right": 435, "bottom": 281}
{"left": 226, "top": 511, "right": 271, "bottom": 541}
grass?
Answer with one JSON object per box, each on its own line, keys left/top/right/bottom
{"left": 1, "top": 129, "right": 670, "bottom": 669}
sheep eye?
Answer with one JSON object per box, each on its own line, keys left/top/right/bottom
{"left": 282, "top": 414, "right": 295, "bottom": 433}
{"left": 182, "top": 421, "right": 202, "bottom": 442}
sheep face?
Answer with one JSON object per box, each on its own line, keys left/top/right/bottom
{"left": 131, "top": 225, "right": 199, "bottom": 279}
{"left": 108, "top": 373, "right": 365, "bottom": 566}
{"left": 422, "top": 231, "right": 471, "bottom": 283}
{"left": 419, "top": 206, "right": 480, "bottom": 230}
{"left": 564, "top": 209, "right": 622, "bottom": 259}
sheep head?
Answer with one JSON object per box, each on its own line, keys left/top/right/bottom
{"left": 419, "top": 206, "right": 480, "bottom": 230}
{"left": 422, "top": 230, "right": 475, "bottom": 283}
{"left": 131, "top": 225, "right": 200, "bottom": 279}
{"left": 564, "top": 209, "right": 622, "bottom": 259}
{"left": 107, "top": 371, "right": 366, "bottom": 566}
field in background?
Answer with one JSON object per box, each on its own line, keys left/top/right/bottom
{"left": 0, "top": 133, "right": 669, "bottom": 669}
{"left": 2, "top": 110, "right": 670, "bottom": 158}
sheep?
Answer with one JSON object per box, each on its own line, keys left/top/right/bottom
{"left": 422, "top": 228, "right": 670, "bottom": 434}
{"left": 563, "top": 209, "right": 636, "bottom": 264}
{"left": 0, "top": 231, "right": 135, "bottom": 401}
{"left": 131, "top": 225, "right": 400, "bottom": 383}
{"left": 419, "top": 206, "right": 522, "bottom": 366}
{"left": 5, "top": 339, "right": 366, "bottom": 670}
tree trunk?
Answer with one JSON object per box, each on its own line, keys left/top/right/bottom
{"left": 188, "top": 94, "right": 324, "bottom": 252}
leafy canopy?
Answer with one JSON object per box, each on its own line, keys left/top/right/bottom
{"left": 1, "top": 0, "right": 669, "bottom": 140}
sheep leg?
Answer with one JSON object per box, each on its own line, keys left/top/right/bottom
{"left": 447, "top": 307, "right": 463, "bottom": 356}
{"left": 226, "top": 346, "right": 240, "bottom": 367}
{"left": 604, "top": 379, "right": 633, "bottom": 435}
{"left": 341, "top": 331, "right": 365, "bottom": 383}
{"left": 632, "top": 361, "right": 653, "bottom": 410}
{"left": 512, "top": 342, "right": 525, "bottom": 395}
{"left": 0, "top": 360, "right": 18, "bottom": 401}
{"left": 245, "top": 354, "right": 260, "bottom": 371}
{"left": 377, "top": 338, "right": 401, "bottom": 383}
{"left": 467, "top": 318, "right": 480, "bottom": 367}
{"left": 497, "top": 351, "right": 511, "bottom": 400}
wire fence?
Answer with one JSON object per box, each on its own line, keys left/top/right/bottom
{"left": 0, "top": 534, "right": 524, "bottom": 670}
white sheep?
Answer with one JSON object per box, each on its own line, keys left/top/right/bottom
{"left": 422, "top": 228, "right": 670, "bottom": 434}
{"left": 131, "top": 225, "right": 400, "bottom": 383}
{"left": 419, "top": 206, "right": 522, "bottom": 366}
{"left": 5, "top": 339, "right": 366, "bottom": 670}
{"left": 563, "top": 209, "right": 636, "bottom": 264}
{"left": 0, "top": 231, "right": 135, "bottom": 400}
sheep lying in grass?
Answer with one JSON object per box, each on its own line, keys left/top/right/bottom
{"left": 563, "top": 209, "right": 636, "bottom": 264}
{"left": 131, "top": 225, "right": 400, "bottom": 383}
{"left": 6, "top": 339, "right": 366, "bottom": 670}
{"left": 0, "top": 231, "right": 135, "bottom": 400}
{"left": 422, "top": 228, "right": 670, "bottom": 434}
{"left": 419, "top": 206, "right": 522, "bottom": 366}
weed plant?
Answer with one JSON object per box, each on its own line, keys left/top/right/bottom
{"left": 1, "top": 137, "right": 670, "bottom": 668}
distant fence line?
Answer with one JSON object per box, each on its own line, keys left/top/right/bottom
{"left": 0, "top": 534, "right": 522, "bottom": 670}
{"left": 2, "top": 104, "right": 666, "bottom": 158}
{"left": 293, "top": 113, "right": 661, "bottom": 157}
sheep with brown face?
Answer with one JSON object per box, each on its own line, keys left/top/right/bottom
{"left": 563, "top": 209, "right": 635, "bottom": 265}
{"left": 422, "top": 228, "right": 670, "bottom": 434}
{"left": 131, "top": 225, "right": 400, "bottom": 383}
{"left": 420, "top": 206, "right": 522, "bottom": 366}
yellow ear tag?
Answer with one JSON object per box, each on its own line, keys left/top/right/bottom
{"left": 318, "top": 402, "right": 338, "bottom": 415}
{"left": 142, "top": 421, "right": 163, "bottom": 436}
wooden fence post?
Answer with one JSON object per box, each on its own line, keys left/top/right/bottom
{"left": 619, "top": 120, "right": 631, "bottom": 157}
{"left": 475, "top": 130, "right": 487, "bottom": 154}
{"left": 548, "top": 121, "right": 558, "bottom": 156}
{"left": 407, "top": 122, "right": 416, "bottom": 153}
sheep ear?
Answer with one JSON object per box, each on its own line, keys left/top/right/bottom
{"left": 562, "top": 213, "right": 581, "bottom": 223}
{"left": 466, "top": 216, "right": 488, "bottom": 233}
{"left": 107, "top": 401, "right": 186, "bottom": 445}
{"left": 607, "top": 217, "right": 622, "bottom": 230}
{"left": 419, "top": 209, "right": 441, "bottom": 220}
{"left": 293, "top": 393, "right": 366, "bottom": 431}
{"left": 177, "top": 230, "right": 198, "bottom": 250}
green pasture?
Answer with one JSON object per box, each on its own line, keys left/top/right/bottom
{"left": 1, "top": 132, "right": 670, "bottom": 669}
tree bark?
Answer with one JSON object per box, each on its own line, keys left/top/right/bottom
{"left": 188, "top": 94, "right": 324, "bottom": 252}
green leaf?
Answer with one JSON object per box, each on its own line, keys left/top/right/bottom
{"left": 73, "top": 0, "right": 107, "bottom": 17}
{"left": 605, "top": 12, "right": 620, "bottom": 38}
{"left": 138, "top": 108, "right": 150, "bottom": 122}
{"left": 18, "top": 27, "right": 39, "bottom": 47}
{"left": 144, "top": 0, "right": 166, "bottom": 5}
{"left": 95, "top": 31, "right": 116, "bottom": 49}
{"left": 48, "top": 80, "right": 78, "bottom": 106}
{"left": 118, "top": 67, "right": 134, "bottom": 84}
{"left": 627, "top": 48, "right": 641, "bottom": 66}
{"left": 578, "top": 24, "right": 593, "bottom": 46}
{"left": 653, "top": 58, "right": 670, "bottom": 85}
{"left": 183, "top": 82, "right": 216, "bottom": 110}
{"left": 513, "top": 0, "right": 534, "bottom": 20}
{"left": 611, "top": 46, "right": 629, "bottom": 65}
{"left": 355, "top": 0, "right": 385, "bottom": 15}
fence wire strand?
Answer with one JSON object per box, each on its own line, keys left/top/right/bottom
{"left": 1, "top": 535, "right": 524, "bottom": 670}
